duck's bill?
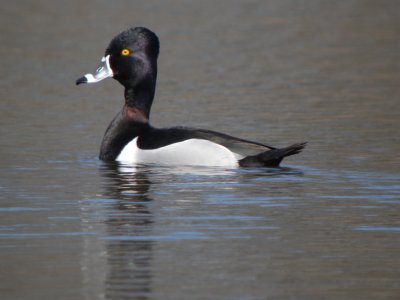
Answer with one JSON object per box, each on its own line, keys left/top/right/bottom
{"left": 76, "top": 55, "right": 113, "bottom": 85}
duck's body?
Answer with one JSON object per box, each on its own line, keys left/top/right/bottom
{"left": 77, "top": 27, "right": 306, "bottom": 167}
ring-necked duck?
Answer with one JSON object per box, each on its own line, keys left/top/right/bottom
{"left": 76, "top": 27, "right": 306, "bottom": 167}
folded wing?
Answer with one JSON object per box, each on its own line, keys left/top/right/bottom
{"left": 136, "top": 126, "right": 275, "bottom": 157}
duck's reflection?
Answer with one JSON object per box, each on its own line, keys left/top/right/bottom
{"left": 100, "top": 163, "right": 154, "bottom": 300}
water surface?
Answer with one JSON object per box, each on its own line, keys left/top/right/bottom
{"left": 1, "top": 1, "right": 400, "bottom": 299}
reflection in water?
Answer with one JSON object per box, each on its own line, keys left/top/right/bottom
{"left": 100, "top": 163, "right": 154, "bottom": 300}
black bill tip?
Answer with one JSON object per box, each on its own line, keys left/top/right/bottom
{"left": 76, "top": 76, "right": 88, "bottom": 85}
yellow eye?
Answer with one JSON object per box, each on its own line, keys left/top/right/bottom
{"left": 121, "top": 49, "right": 130, "bottom": 56}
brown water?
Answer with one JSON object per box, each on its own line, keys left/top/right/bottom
{"left": 1, "top": 1, "right": 400, "bottom": 299}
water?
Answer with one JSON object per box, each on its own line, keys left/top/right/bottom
{"left": 1, "top": 1, "right": 400, "bottom": 299}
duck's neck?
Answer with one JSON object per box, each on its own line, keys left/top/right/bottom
{"left": 99, "top": 107, "right": 150, "bottom": 161}
{"left": 100, "top": 71, "right": 157, "bottom": 161}
{"left": 124, "top": 71, "right": 157, "bottom": 119}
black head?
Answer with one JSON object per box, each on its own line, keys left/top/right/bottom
{"left": 76, "top": 27, "right": 159, "bottom": 88}
{"left": 106, "top": 27, "right": 159, "bottom": 62}
{"left": 105, "top": 27, "right": 159, "bottom": 87}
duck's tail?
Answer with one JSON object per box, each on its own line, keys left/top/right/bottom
{"left": 239, "top": 142, "right": 307, "bottom": 167}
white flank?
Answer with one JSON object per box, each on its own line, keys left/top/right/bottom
{"left": 116, "top": 138, "right": 242, "bottom": 167}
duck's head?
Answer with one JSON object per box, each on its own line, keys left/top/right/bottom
{"left": 76, "top": 27, "right": 159, "bottom": 89}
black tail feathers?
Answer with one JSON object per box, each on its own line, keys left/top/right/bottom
{"left": 239, "top": 142, "right": 307, "bottom": 167}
